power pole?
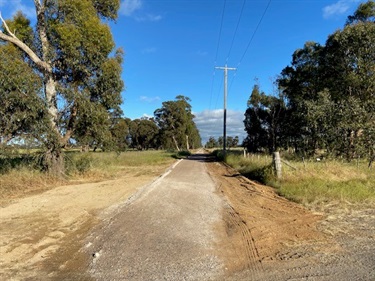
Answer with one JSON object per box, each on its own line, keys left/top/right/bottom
{"left": 215, "top": 64, "right": 236, "bottom": 152}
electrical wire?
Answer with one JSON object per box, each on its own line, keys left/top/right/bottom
{"left": 214, "top": 0, "right": 227, "bottom": 66}
{"left": 237, "top": 0, "right": 272, "bottom": 68}
{"left": 209, "top": 0, "right": 227, "bottom": 110}
{"left": 226, "top": 0, "right": 246, "bottom": 63}
{"left": 226, "top": 0, "right": 272, "bottom": 96}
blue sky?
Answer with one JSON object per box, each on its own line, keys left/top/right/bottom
{"left": 0, "top": 0, "right": 365, "bottom": 143}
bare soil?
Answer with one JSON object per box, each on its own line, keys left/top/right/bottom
{"left": 0, "top": 165, "right": 171, "bottom": 280}
{"left": 206, "top": 161, "right": 375, "bottom": 280}
{"left": 0, "top": 153, "right": 374, "bottom": 280}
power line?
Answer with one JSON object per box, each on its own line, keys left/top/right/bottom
{"left": 226, "top": 0, "right": 246, "bottom": 63}
{"left": 214, "top": 0, "right": 227, "bottom": 65}
{"left": 225, "top": 0, "right": 271, "bottom": 98}
{"left": 237, "top": 0, "right": 272, "bottom": 68}
{"left": 210, "top": 0, "right": 227, "bottom": 110}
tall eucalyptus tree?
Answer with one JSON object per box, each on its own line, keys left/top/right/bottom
{"left": 0, "top": 0, "right": 123, "bottom": 175}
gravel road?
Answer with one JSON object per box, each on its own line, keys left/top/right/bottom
{"left": 82, "top": 155, "right": 225, "bottom": 280}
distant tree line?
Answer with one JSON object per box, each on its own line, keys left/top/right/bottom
{"left": 243, "top": 1, "right": 375, "bottom": 165}
{"left": 114, "top": 95, "right": 202, "bottom": 151}
{"left": 0, "top": 93, "right": 202, "bottom": 152}
{"left": 205, "top": 136, "right": 239, "bottom": 149}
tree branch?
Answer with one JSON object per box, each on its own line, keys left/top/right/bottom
{"left": 0, "top": 12, "right": 51, "bottom": 73}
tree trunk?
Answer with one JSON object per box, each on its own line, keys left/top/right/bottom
{"left": 172, "top": 136, "right": 180, "bottom": 151}
{"left": 186, "top": 135, "right": 189, "bottom": 151}
{"left": 44, "top": 146, "right": 64, "bottom": 178}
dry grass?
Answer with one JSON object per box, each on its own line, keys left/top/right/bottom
{"left": 0, "top": 168, "right": 65, "bottom": 200}
{"left": 0, "top": 150, "right": 176, "bottom": 202}
{"left": 223, "top": 151, "right": 375, "bottom": 208}
{"left": 280, "top": 160, "right": 375, "bottom": 206}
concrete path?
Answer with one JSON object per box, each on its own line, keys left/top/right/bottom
{"left": 85, "top": 154, "right": 224, "bottom": 280}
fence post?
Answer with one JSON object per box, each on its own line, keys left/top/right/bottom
{"left": 273, "top": 151, "right": 282, "bottom": 179}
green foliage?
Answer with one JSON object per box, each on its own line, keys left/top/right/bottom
{"left": 0, "top": 1, "right": 123, "bottom": 175}
{"left": 205, "top": 136, "right": 239, "bottom": 149}
{"left": 129, "top": 118, "right": 159, "bottom": 150}
{"left": 154, "top": 95, "right": 202, "bottom": 150}
{"left": 2, "top": 12, "right": 33, "bottom": 46}
{"left": 0, "top": 151, "right": 41, "bottom": 174}
{"left": 244, "top": 83, "right": 287, "bottom": 153}
{"left": 347, "top": 0, "right": 375, "bottom": 25}
{"left": 91, "top": 0, "right": 121, "bottom": 20}
{"left": 110, "top": 117, "right": 130, "bottom": 151}
{"left": 211, "top": 149, "right": 226, "bottom": 161}
{"left": 205, "top": 136, "right": 218, "bottom": 148}
{"left": 241, "top": 1, "right": 375, "bottom": 163}
{"left": 0, "top": 44, "right": 45, "bottom": 145}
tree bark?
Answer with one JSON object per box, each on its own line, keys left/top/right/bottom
{"left": 0, "top": 12, "right": 51, "bottom": 72}
{"left": 172, "top": 136, "right": 180, "bottom": 151}
{"left": 44, "top": 146, "right": 65, "bottom": 177}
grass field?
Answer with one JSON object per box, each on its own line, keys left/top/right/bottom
{"left": 223, "top": 151, "right": 375, "bottom": 208}
{"left": 0, "top": 150, "right": 176, "bottom": 200}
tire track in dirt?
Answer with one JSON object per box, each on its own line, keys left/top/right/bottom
{"left": 207, "top": 161, "right": 324, "bottom": 280}
{"left": 208, "top": 159, "right": 375, "bottom": 280}
{"left": 224, "top": 203, "right": 263, "bottom": 276}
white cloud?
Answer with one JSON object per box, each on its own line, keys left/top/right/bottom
{"left": 322, "top": 0, "right": 360, "bottom": 19}
{"left": 142, "top": 113, "right": 153, "bottom": 119}
{"left": 194, "top": 109, "right": 246, "bottom": 144}
{"left": 0, "top": 0, "right": 35, "bottom": 19}
{"left": 140, "top": 96, "right": 160, "bottom": 103}
{"left": 135, "top": 14, "right": 162, "bottom": 22}
{"left": 120, "top": 0, "right": 142, "bottom": 16}
{"left": 120, "top": 0, "right": 162, "bottom": 22}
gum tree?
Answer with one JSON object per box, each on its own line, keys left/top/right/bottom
{"left": 0, "top": 0, "right": 123, "bottom": 175}
{"left": 154, "top": 96, "right": 201, "bottom": 151}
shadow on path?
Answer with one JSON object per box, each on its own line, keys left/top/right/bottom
{"left": 185, "top": 153, "right": 217, "bottom": 163}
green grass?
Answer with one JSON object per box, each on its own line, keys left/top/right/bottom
{"left": 221, "top": 151, "right": 375, "bottom": 207}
